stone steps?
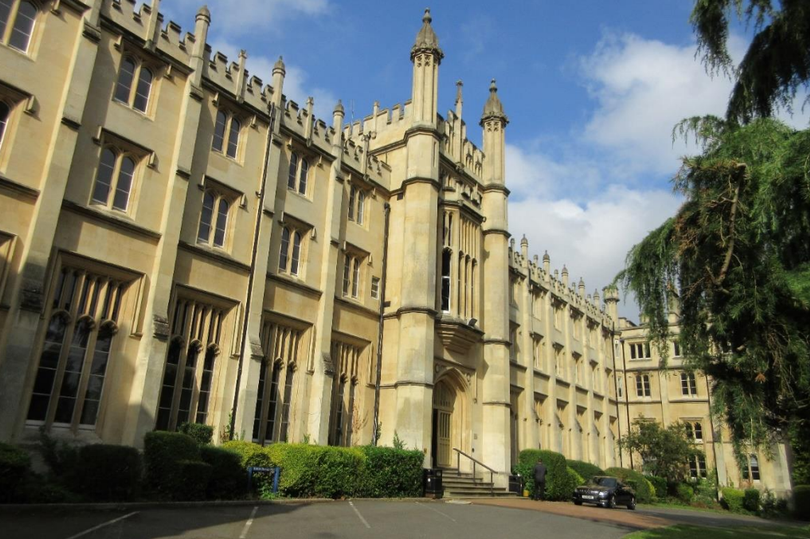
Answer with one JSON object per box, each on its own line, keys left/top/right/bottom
{"left": 438, "top": 469, "right": 518, "bottom": 499}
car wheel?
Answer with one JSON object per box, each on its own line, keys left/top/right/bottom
{"left": 574, "top": 501, "right": 582, "bottom": 506}
{"left": 627, "top": 496, "right": 636, "bottom": 510}
{"left": 607, "top": 494, "right": 616, "bottom": 509}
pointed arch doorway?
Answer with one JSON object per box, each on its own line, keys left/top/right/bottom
{"left": 432, "top": 379, "right": 456, "bottom": 468}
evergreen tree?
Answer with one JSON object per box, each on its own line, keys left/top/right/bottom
{"left": 690, "top": 0, "right": 810, "bottom": 123}
{"left": 619, "top": 419, "right": 703, "bottom": 482}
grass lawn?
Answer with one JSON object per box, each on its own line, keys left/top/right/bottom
{"left": 639, "top": 502, "right": 730, "bottom": 515}
{"left": 624, "top": 524, "right": 810, "bottom": 539}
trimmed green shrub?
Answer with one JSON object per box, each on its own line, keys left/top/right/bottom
{"left": 144, "top": 431, "right": 202, "bottom": 499}
{"left": 176, "top": 460, "right": 212, "bottom": 501}
{"left": 200, "top": 445, "right": 246, "bottom": 500}
{"left": 358, "top": 446, "right": 424, "bottom": 498}
{"left": 675, "top": 482, "right": 694, "bottom": 503}
{"left": 266, "top": 443, "right": 319, "bottom": 497}
{"left": 721, "top": 487, "right": 746, "bottom": 513}
{"left": 793, "top": 485, "right": 810, "bottom": 520}
{"left": 0, "top": 443, "right": 31, "bottom": 503}
{"left": 16, "top": 473, "right": 80, "bottom": 504}
{"left": 178, "top": 422, "right": 214, "bottom": 446}
{"left": 604, "top": 467, "right": 654, "bottom": 504}
{"left": 567, "top": 466, "right": 585, "bottom": 487}
{"left": 567, "top": 460, "right": 605, "bottom": 482}
{"left": 743, "top": 488, "right": 760, "bottom": 513}
{"left": 314, "top": 446, "right": 365, "bottom": 499}
{"left": 222, "top": 440, "right": 273, "bottom": 468}
{"left": 515, "top": 450, "right": 575, "bottom": 501}
{"left": 71, "top": 444, "right": 142, "bottom": 501}
{"left": 648, "top": 476, "right": 667, "bottom": 499}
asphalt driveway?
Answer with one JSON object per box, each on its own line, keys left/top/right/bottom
{"left": 0, "top": 500, "right": 635, "bottom": 539}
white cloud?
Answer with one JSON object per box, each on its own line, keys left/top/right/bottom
{"left": 168, "top": 0, "right": 329, "bottom": 36}
{"left": 509, "top": 186, "right": 682, "bottom": 319}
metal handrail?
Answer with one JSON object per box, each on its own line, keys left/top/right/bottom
{"left": 452, "top": 448, "right": 496, "bottom": 495}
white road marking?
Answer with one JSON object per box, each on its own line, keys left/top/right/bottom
{"left": 238, "top": 506, "right": 259, "bottom": 539}
{"left": 65, "top": 511, "right": 138, "bottom": 539}
{"left": 416, "top": 501, "right": 457, "bottom": 522}
{"left": 348, "top": 501, "right": 371, "bottom": 528}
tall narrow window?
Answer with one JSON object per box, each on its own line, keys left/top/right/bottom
{"left": 279, "top": 364, "right": 295, "bottom": 442}
{"left": 27, "top": 267, "right": 130, "bottom": 430}
{"left": 263, "top": 362, "right": 281, "bottom": 442}
{"left": 195, "top": 347, "right": 216, "bottom": 424}
{"left": 197, "top": 190, "right": 231, "bottom": 249}
{"left": 636, "top": 374, "right": 651, "bottom": 397}
{"left": 681, "top": 372, "right": 697, "bottom": 396}
{"left": 0, "top": 101, "right": 9, "bottom": 149}
{"left": 114, "top": 58, "right": 136, "bottom": 103}
{"left": 288, "top": 152, "right": 298, "bottom": 190}
{"left": 371, "top": 277, "right": 380, "bottom": 299}
{"left": 133, "top": 68, "right": 152, "bottom": 113}
{"left": 211, "top": 109, "right": 240, "bottom": 159}
{"left": 356, "top": 191, "right": 365, "bottom": 224}
{"left": 441, "top": 249, "right": 451, "bottom": 312}
{"left": 279, "top": 227, "right": 290, "bottom": 271}
{"left": 298, "top": 159, "right": 308, "bottom": 195}
{"left": 348, "top": 186, "right": 356, "bottom": 221}
{"left": 290, "top": 232, "right": 301, "bottom": 275}
{"left": 278, "top": 226, "right": 306, "bottom": 276}
{"left": 342, "top": 255, "right": 351, "bottom": 296}
{"left": 346, "top": 382, "right": 356, "bottom": 447}
{"left": 694, "top": 422, "right": 703, "bottom": 441}
{"left": 332, "top": 376, "right": 346, "bottom": 446}
{"left": 212, "top": 111, "right": 227, "bottom": 152}
{"left": 252, "top": 360, "right": 268, "bottom": 441}
{"left": 744, "top": 454, "right": 761, "bottom": 481}
{"left": 6, "top": 1, "right": 36, "bottom": 52}
{"left": 351, "top": 258, "right": 360, "bottom": 298}
{"left": 329, "top": 340, "right": 365, "bottom": 447}
{"left": 113, "top": 57, "right": 153, "bottom": 113}
{"left": 91, "top": 148, "right": 137, "bottom": 212}
{"left": 227, "top": 118, "right": 240, "bottom": 158}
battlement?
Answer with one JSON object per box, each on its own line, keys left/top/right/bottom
{"left": 105, "top": 0, "right": 192, "bottom": 66}
{"left": 508, "top": 238, "right": 610, "bottom": 323}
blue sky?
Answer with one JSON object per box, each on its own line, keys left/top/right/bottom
{"left": 162, "top": 0, "right": 807, "bottom": 319}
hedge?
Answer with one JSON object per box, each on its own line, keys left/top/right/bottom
{"left": 176, "top": 460, "right": 212, "bottom": 501}
{"left": 222, "top": 440, "right": 274, "bottom": 468}
{"left": 200, "top": 446, "right": 246, "bottom": 500}
{"left": 515, "top": 450, "right": 577, "bottom": 501}
{"left": 0, "top": 443, "right": 31, "bottom": 503}
{"left": 743, "top": 488, "right": 760, "bottom": 513}
{"left": 794, "top": 485, "right": 810, "bottom": 520}
{"left": 647, "top": 476, "right": 667, "bottom": 499}
{"left": 144, "top": 431, "right": 202, "bottom": 499}
{"left": 604, "top": 467, "right": 655, "bottom": 504}
{"left": 675, "top": 482, "right": 694, "bottom": 503}
{"left": 178, "top": 422, "right": 214, "bottom": 446}
{"left": 71, "top": 444, "right": 142, "bottom": 501}
{"left": 357, "top": 446, "right": 423, "bottom": 498}
{"left": 566, "top": 460, "right": 605, "bottom": 482}
{"left": 568, "top": 466, "right": 585, "bottom": 487}
{"left": 721, "top": 487, "right": 746, "bottom": 513}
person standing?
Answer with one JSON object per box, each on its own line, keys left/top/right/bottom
{"left": 533, "top": 458, "right": 547, "bottom": 501}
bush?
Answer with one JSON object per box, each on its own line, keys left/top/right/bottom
{"left": 358, "top": 446, "right": 423, "bottom": 498}
{"left": 15, "top": 473, "right": 80, "bottom": 504}
{"left": 71, "top": 444, "right": 142, "bottom": 501}
{"left": 675, "top": 482, "right": 694, "bottom": 503}
{"left": 200, "top": 446, "right": 246, "bottom": 500}
{"left": 178, "top": 422, "right": 214, "bottom": 446}
{"left": 567, "top": 466, "right": 585, "bottom": 487}
{"left": 176, "top": 460, "right": 212, "bottom": 501}
{"left": 0, "top": 443, "right": 31, "bottom": 503}
{"left": 604, "top": 467, "right": 654, "bottom": 504}
{"left": 743, "top": 488, "right": 761, "bottom": 513}
{"left": 313, "top": 446, "right": 365, "bottom": 499}
{"left": 222, "top": 440, "right": 273, "bottom": 468}
{"left": 143, "top": 431, "right": 202, "bottom": 499}
{"left": 648, "top": 476, "right": 667, "bottom": 499}
{"left": 515, "top": 450, "right": 576, "bottom": 501}
{"left": 760, "top": 489, "right": 789, "bottom": 518}
{"left": 721, "top": 487, "right": 747, "bottom": 513}
{"left": 566, "top": 460, "right": 605, "bottom": 482}
{"left": 793, "top": 485, "right": 810, "bottom": 520}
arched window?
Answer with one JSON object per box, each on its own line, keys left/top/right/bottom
{"left": 114, "top": 58, "right": 136, "bottom": 103}
{"left": 279, "top": 363, "right": 295, "bottom": 442}
{"left": 0, "top": 101, "right": 9, "bottom": 148}
{"left": 298, "top": 159, "right": 308, "bottom": 194}
{"left": 196, "top": 346, "right": 217, "bottom": 424}
{"left": 348, "top": 186, "right": 356, "bottom": 221}
{"left": 279, "top": 227, "right": 290, "bottom": 271}
{"left": 357, "top": 191, "right": 365, "bottom": 224}
{"left": 197, "top": 190, "right": 231, "bottom": 249}
{"left": 693, "top": 422, "right": 703, "bottom": 440}
{"left": 351, "top": 258, "right": 360, "bottom": 298}
{"left": 441, "top": 249, "right": 451, "bottom": 312}
{"left": 290, "top": 231, "right": 301, "bottom": 275}
{"left": 342, "top": 255, "right": 351, "bottom": 296}
{"left": 133, "top": 67, "right": 152, "bottom": 113}
{"left": 685, "top": 422, "right": 693, "bottom": 439}
{"left": 288, "top": 152, "right": 298, "bottom": 190}
{"left": 212, "top": 110, "right": 227, "bottom": 152}
{"left": 92, "top": 148, "right": 136, "bottom": 212}
{"left": 3, "top": 0, "right": 37, "bottom": 52}
{"left": 227, "top": 118, "right": 240, "bottom": 158}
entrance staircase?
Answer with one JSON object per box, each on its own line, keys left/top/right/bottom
{"left": 439, "top": 468, "right": 518, "bottom": 499}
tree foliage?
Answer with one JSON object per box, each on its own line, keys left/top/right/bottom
{"left": 690, "top": 0, "right": 810, "bottom": 123}
{"left": 618, "top": 419, "right": 703, "bottom": 483}
{"left": 619, "top": 117, "right": 810, "bottom": 463}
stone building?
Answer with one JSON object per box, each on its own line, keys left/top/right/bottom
{"left": 0, "top": 0, "right": 790, "bottom": 493}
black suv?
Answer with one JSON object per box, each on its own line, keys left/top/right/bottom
{"left": 572, "top": 476, "right": 636, "bottom": 510}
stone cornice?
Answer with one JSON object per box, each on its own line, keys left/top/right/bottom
{"left": 0, "top": 174, "right": 39, "bottom": 200}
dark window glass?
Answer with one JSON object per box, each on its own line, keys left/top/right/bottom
{"left": 112, "top": 157, "right": 135, "bottom": 211}
{"left": 133, "top": 67, "right": 152, "bottom": 112}
{"left": 290, "top": 232, "right": 301, "bottom": 275}
{"left": 441, "top": 249, "right": 451, "bottom": 311}
{"left": 198, "top": 191, "right": 214, "bottom": 242}
{"left": 214, "top": 199, "right": 228, "bottom": 247}
{"left": 92, "top": 149, "right": 117, "bottom": 204}
{"left": 9, "top": 1, "right": 36, "bottom": 52}
{"left": 0, "top": 101, "right": 9, "bottom": 147}
{"left": 279, "top": 365, "right": 294, "bottom": 442}
{"left": 54, "top": 319, "right": 92, "bottom": 424}
{"left": 288, "top": 153, "right": 298, "bottom": 190}
{"left": 227, "top": 118, "right": 240, "bottom": 158}
{"left": 156, "top": 339, "right": 182, "bottom": 430}
{"left": 80, "top": 326, "right": 112, "bottom": 425}
{"left": 212, "top": 111, "right": 227, "bottom": 152}
{"left": 27, "top": 315, "right": 67, "bottom": 421}
{"left": 279, "top": 227, "right": 290, "bottom": 271}
{"left": 114, "top": 58, "right": 136, "bottom": 103}
{"left": 0, "top": 0, "right": 12, "bottom": 37}
{"left": 298, "top": 159, "right": 308, "bottom": 194}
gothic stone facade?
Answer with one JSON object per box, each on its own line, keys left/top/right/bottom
{"left": 0, "top": 1, "right": 789, "bottom": 493}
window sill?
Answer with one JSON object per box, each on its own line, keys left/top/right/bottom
{"left": 112, "top": 98, "right": 153, "bottom": 121}
{"left": 210, "top": 149, "right": 243, "bottom": 166}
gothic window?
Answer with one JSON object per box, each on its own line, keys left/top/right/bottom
{"left": 342, "top": 252, "right": 364, "bottom": 299}
{"left": 635, "top": 374, "right": 651, "bottom": 397}
{"left": 673, "top": 340, "right": 681, "bottom": 357}
{"left": 278, "top": 226, "right": 305, "bottom": 276}
{"left": 197, "top": 189, "right": 232, "bottom": 248}
{"left": 681, "top": 372, "right": 697, "bottom": 396}
{"left": 287, "top": 152, "right": 309, "bottom": 195}
{"left": 440, "top": 248, "right": 451, "bottom": 312}
{"left": 27, "top": 265, "right": 132, "bottom": 430}
{"left": 329, "top": 340, "right": 364, "bottom": 447}
{"left": 252, "top": 319, "right": 304, "bottom": 444}
{"left": 0, "top": 100, "right": 9, "bottom": 149}
{"left": 91, "top": 147, "right": 137, "bottom": 212}
{"left": 0, "top": 0, "right": 37, "bottom": 53}
{"left": 348, "top": 185, "right": 367, "bottom": 225}
{"left": 113, "top": 56, "right": 153, "bottom": 113}
{"left": 155, "top": 295, "right": 228, "bottom": 431}
{"left": 743, "top": 454, "right": 760, "bottom": 481}
{"left": 689, "top": 455, "right": 707, "bottom": 479}
{"left": 694, "top": 421, "right": 703, "bottom": 440}
{"left": 212, "top": 109, "right": 241, "bottom": 159}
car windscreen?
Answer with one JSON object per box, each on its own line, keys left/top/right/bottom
{"left": 586, "top": 477, "right": 617, "bottom": 488}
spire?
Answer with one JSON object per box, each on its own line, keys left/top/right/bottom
{"left": 273, "top": 56, "right": 286, "bottom": 76}
{"left": 411, "top": 8, "right": 444, "bottom": 62}
{"left": 197, "top": 4, "right": 211, "bottom": 21}
{"left": 480, "top": 79, "right": 508, "bottom": 126}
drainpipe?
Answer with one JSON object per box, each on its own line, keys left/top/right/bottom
{"left": 611, "top": 334, "right": 623, "bottom": 468}
{"left": 371, "top": 202, "right": 391, "bottom": 446}
{"left": 229, "top": 103, "right": 276, "bottom": 440}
